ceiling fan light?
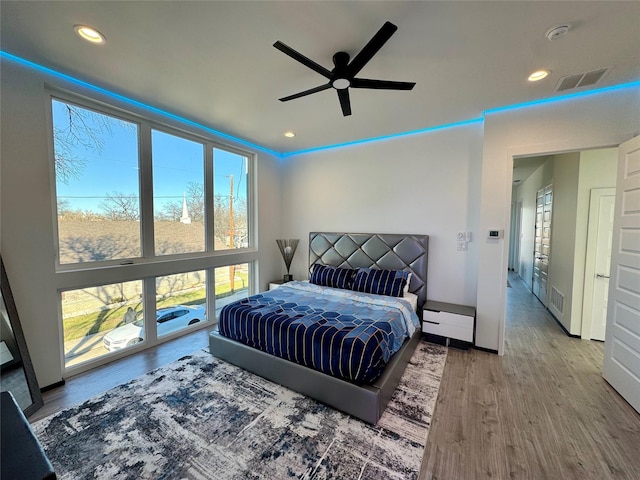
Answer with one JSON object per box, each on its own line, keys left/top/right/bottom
{"left": 332, "top": 78, "right": 351, "bottom": 90}
{"left": 528, "top": 69, "right": 550, "bottom": 82}
{"left": 74, "top": 25, "right": 106, "bottom": 44}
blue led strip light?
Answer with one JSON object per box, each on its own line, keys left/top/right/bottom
{"left": 0, "top": 50, "right": 282, "bottom": 157}
{"left": 286, "top": 80, "right": 640, "bottom": 157}
{"left": 3, "top": 50, "right": 639, "bottom": 159}
{"left": 485, "top": 80, "right": 640, "bottom": 115}
{"left": 280, "top": 117, "right": 485, "bottom": 158}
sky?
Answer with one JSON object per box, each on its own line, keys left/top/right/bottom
{"left": 52, "top": 99, "right": 247, "bottom": 214}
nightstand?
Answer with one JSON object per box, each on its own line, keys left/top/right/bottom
{"left": 422, "top": 300, "right": 475, "bottom": 349}
{"left": 269, "top": 280, "right": 286, "bottom": 290}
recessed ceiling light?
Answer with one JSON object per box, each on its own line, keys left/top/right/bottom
{"left": 74, "top": 25, "right": 106, "bottom": 44}
{"left": 284, "top": 131, "right": 296, "bottom": 138}
{"left": 528, "top": 70, "right": 550, "bottom": 82}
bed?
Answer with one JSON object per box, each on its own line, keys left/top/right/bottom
{"left": 209, "top": 232, "right": 428, "bottom": 424}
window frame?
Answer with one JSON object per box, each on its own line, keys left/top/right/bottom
{"left": 47, "top": 89, "right": 258, "bottom": 376}
{"left": 50, "top": 91, "right": 257, "bottom": 270}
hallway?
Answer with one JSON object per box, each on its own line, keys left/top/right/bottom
{"left": 420, "top": 273, "right": 640, "bottom": 480}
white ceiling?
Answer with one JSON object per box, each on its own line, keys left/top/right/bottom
{"left": 1, "top": 1, "right": 639, "bottom": 154}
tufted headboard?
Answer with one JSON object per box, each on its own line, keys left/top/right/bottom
{"left": 309, "top": 232, "right": 429, "bottom": 310}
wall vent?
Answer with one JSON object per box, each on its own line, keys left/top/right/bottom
{"left": 554, "top": 68, "right": 610, "bottom": 92}
{"left": 550, "top": 286, "right": 565, "bottom": 315}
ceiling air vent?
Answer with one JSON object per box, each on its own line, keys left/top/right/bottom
{"left": 555, "top": 68, "right": 610, "bottom": 92}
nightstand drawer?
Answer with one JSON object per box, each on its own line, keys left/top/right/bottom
{"left": 422, "top": 310, "right": 472, "bottom": 329}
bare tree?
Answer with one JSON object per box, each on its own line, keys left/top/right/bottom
{"left": 99, "top": 192, "right": 140, "bottom": 221}
{"left": 53, "top": 103, "right": 119, "bottom": 184}
{"left": 158, "top": 202, "right": 182, "bottom": 222}
{"left": 57, "top": 198, "right": 72, "bottom": 215}
{"left": 214, "top": 194, "right": 248, "bottom": 246}
{"left": 53, "top": 101, "right": 136, "bottom": 184}
{"left": 186, "top": 182, "right": 205, "bottom": 222}
{"left": 157, "top": 182, "right": 204, "bottom": 222}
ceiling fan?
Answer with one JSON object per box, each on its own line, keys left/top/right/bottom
{"left": 274, "top": 21, "right": 416, "bottom": 117}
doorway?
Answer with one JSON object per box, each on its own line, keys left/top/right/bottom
{"left": 510, "top": 148, "right": 617, "bottom": 337}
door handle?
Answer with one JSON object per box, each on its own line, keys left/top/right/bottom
{"left": 596, "top": 274, "right": 610, "bottom": 279}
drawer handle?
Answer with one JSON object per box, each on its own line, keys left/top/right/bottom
{"left": 424, "top": 320, "right": 440, "bottom": 325}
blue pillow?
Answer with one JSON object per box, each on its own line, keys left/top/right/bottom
{"left": 352, "top": 268, "right": 409, "bottom": 298}
{"left": 310, "top": 264, "right": 355, "bottom": 290}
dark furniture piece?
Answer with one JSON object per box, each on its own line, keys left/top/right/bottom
{"left": 1, "top": 391, "right": 56, "bottom": 480}
{"left": 210, "top": 232, "right": 428, "bottom": 424}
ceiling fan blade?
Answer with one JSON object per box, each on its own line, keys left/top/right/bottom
{"left": 337, "top": 89, "right": 352, "bottom": 116}
{"left": 345, "top": 21, "right": 397, "bottom": 78}
{"left": 351, "top": 78, "right": 416, "bottom": 90}
{"left": 273, "top": 41, "right": 332, "bottom": 79}
{"left": 278, "top": 83, "right": 332, "bottom": 102}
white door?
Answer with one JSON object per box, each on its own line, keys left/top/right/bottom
{"left": 589, "top": 191, "right": 615, "bottom": 341}
{"left": 603, "top": 134, "right": 640, "bottom": 414}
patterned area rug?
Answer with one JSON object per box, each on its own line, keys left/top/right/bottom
{"left": 33, "top": 340, "right": 447, "bottom": 480}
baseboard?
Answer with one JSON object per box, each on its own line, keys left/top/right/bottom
{"left": 473, "top": 345, "right": 499, "bottom": 354}
{"left": 41, "top": 379, "right": 65, "bottom": 392}
{"left": 546, "top": 309, "right": 580, "bottom": 338}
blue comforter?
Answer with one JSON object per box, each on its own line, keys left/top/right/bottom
{"left": 218, "top": 281, "right": 420, "bottom": 383}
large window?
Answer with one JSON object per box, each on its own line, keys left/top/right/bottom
{"left": 50, "top": 94, "right": 255, "bottom": 372}
{"left": 152, "top": 129, "right": 205, "bottom": 255}
{"left": 62, "top": 280, "right": 143, "bottom": 368}
{"left": 155, "top": 271, "right": 207, "bottom": 338}
{"left": 214, "top": 263, "right": 250, "bottom": 315}
{"left": 52, "top": 99, "right": 141, "bottom": 264}
{"left": 214, "top": 148, "right": 249, "bottom": 250}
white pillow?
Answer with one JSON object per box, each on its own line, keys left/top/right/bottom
{"left": 403, "top": 292, "right": 419, "bottom": 311}
{"left": 403, "top": 272, "right": 412, "bottom": 295}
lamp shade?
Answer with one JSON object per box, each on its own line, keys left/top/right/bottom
{"left": 276, "top": 239, "right": 299, "bottom": 279}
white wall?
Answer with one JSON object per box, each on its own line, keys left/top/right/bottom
{"left": 0, "top": 60, "right": 284, "bottom": 387}
{"left": 548, "top": 152, "right": 581, "bottom": 330}
{"left": 478, "top": 87, "right": 640, "bottom": 353}
{"left": 281, "top": 123, "right": 484, "bottom": 307}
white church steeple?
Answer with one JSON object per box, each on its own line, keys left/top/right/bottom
{"left": 180, "top": 193, "right": 191, "bottom": 224}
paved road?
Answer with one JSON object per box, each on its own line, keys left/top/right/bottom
{"left": 64, "top": 331, "right": 109, "bottom": 368}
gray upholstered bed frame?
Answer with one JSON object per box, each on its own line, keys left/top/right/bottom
{"left": 209, "top": 232, "right": 429, "bottom": 425}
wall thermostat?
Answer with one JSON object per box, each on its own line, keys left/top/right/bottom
{"left": 488, "top": 229, "right": 503, "bottom": 239}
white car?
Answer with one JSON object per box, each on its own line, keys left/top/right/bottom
{"left": 103, "top": 305, "right": 206, "bottom": 352}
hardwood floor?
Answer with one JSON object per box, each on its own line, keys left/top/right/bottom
{"left": 420, "top": 273, "right": 640, "bottom": 480}
{"left": 30, "top": 327, "right": 213, "bottom": 423}
{"left": 30, "top": 276, "right": 640, "bottom": 479}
